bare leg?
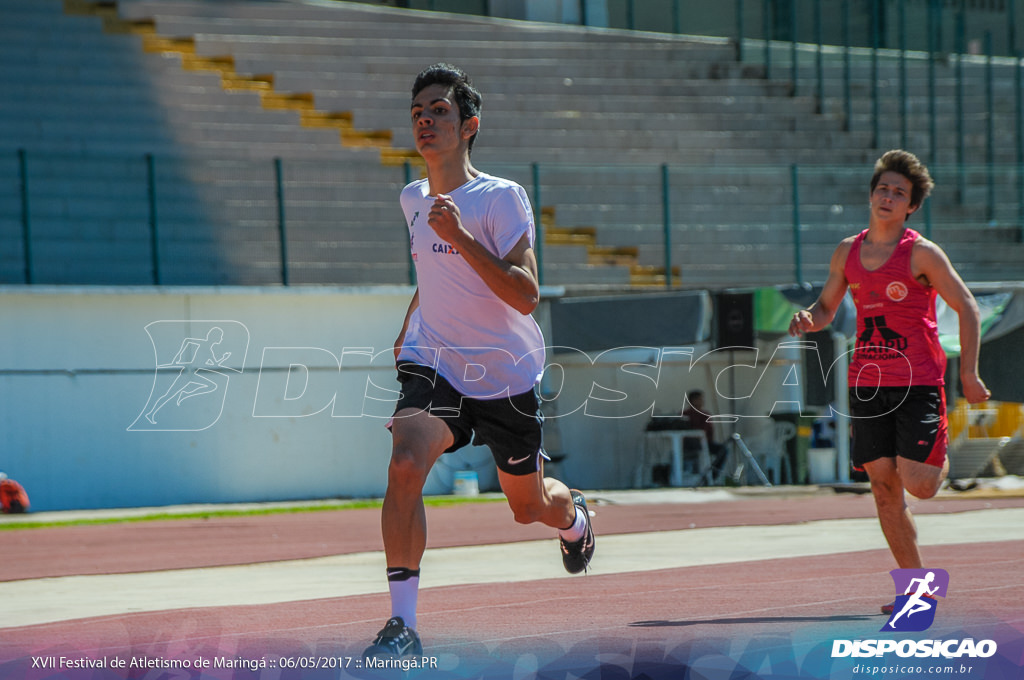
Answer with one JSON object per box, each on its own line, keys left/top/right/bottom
{"left": 865, "top": 456, "right": 946, "bottom": 569}
{"left": 498, "top": 464, "right": 576, "bottom": 529}
{"left": 865, "top": 457, "right": 922, "bottom": 569}
{"left": 382, "top": 408, "right": 453, "bottom": 569}
{"left": 898, "top": 456, "right": 948, "bottom": 501}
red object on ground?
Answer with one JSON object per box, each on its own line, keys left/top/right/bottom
{"left": 0, "top": 478, "right": 29, "bottom": 514}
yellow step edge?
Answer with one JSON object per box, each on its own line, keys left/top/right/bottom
{"left": 299, "top": 110, "right": 394, "bottom": 148}
{"left": 340, "top": 131, "right": 393, "bottom": 148}
{"left": 544, "top": 226, "right": 597, "bottom": 246}
{"left": 222, "top": 75, "right": 274, "bottom": 92}
{"left": 379, "top": 149, "right": 424, "bottom": 167}
{"left": 546, "top": 234, "right": 596, "bottom": 246}
{"left": 261, "top": 91, "right": 316, "bottom": 111}
{"left": 539, "top": 207, "right": 557, "bottom": 227}
{"left": 108, "top": 19, "right": 156, "bottom": 35}
{"left": 546, "top": 226, "right": 597, "bottom": 236}
{"left": 589, "top": 245, "right": 639, "bottom": 257}
{"left": 300, "top": 111, "right": 355, "bottom": 129}
{"left": 343, "top": 128, "right": 391, "bottom": 140}
{"left": 379, "top": 148, "right": 421, "bottom": 159}
{"left": 103, "top": 17, "right": 157, "bottom": 35}
{"left": 124, "top": 19, "right": 156, "bottom": 35}
{"left": 65, "top": 1, "right": 483, "bottom": 178}
{"left": 339, "top": 136, "right": 390, "bottom": 149}
{"left": 181, "top": 54, "right": 235, "bottom": 74}
{"left": 64, "top": 0, "right": 115, "bottom": 17}
{"left": 142, "top": 35, "right": 196, "bottom": 54}
{"left": 629, "top": 265, "right": 681, "bottom": 287}
{"left": 629, "top": 278, "right": 673, "bottom": 287}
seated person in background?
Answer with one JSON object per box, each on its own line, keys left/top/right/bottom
{"left": 683, "top": 390, "right": 727, "bottom": 478}
{"left": 683, "top": 390, "right": 716, "bottom": 446}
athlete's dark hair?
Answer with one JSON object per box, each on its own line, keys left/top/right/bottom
{"left": 870, "top": 149, "right": 935, "bottom": 214}
{"left": 412, "top": 63, "right": 482, "bottom": 152}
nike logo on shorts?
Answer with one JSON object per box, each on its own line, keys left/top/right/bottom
{"left": 506, "top": 454, "right": 533, "bottom": 466}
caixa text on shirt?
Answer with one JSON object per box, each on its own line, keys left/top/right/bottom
{"left": 431, "top": 242, "right": 460, "bottom": 255}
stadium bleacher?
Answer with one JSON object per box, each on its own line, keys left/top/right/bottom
{"left": 3, "top": 0, "right": 1022, "bottom": 287}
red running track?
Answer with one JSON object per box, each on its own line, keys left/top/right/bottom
{"left": 1, "top": 491, "right": 1022, "bottom": 679}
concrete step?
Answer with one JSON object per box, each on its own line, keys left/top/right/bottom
{"left": 541, "top": 262, "right": 633, "bottom": 286}
{"left": 280, "top": 262, "right": 409, "bottom": 285}
{"left": 139, "top": 12, "right": 734, "bottom": 51}
{"left": 3, "top": 136, "right": 380, "bottom": 161}
{"left": 193, "top": 42, "right": 744, "bottom": 83}
{"left": 4, "top": 119, "right": 344, "bottom": 146}
{"left": 269, "top": 70, "right": 796, "bottom": 102}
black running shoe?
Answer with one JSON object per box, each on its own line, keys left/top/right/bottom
{"left": 560, "top": 489, "right": 595, "bottom": 574}
{"left": 362, "top": 617, "right": 422, "bottom": 659}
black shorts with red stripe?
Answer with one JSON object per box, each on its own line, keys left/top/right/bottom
{"left": 849, "top": 385, "right": 948, "bottom": 470}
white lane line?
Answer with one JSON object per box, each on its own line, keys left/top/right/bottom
{"left": 2, "top": 508, "right": 1022, "bottom": 629}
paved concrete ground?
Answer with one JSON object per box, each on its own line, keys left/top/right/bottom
{"left": 2, "top": 485, "right": 1023, "bottom": 679}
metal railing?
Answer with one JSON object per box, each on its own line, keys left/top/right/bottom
{"left": 398, "top": 0, "right": 1021, "bottom": 53}
{"left": 4, "top": 151, "right": 1021, "bottom": 289}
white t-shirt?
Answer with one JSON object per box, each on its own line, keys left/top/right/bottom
{"left": 397, "top": 173, "right": 545, "bottom": 398}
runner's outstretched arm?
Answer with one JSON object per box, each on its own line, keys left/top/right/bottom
{"left": 790, "top": 239, "right": 853, "bottom": 336}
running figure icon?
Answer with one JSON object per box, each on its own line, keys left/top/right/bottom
{"left": 145, "top": 327, "right": 232, "bottom": 424}
{"left": 888, "top": 571, "right": 939, "bottom": 629}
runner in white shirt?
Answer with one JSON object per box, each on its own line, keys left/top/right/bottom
{"left": 398, "top": 172, "right": 545, "bottom": 398}
{"left": 363, "top": 63, "right": 595, "bottom": 661}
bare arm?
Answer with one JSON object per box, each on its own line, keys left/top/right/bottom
{"left": 427, "top": 194, "right": 540, "bottom": 315}
{"left": 393, "top": 288, "right": 419, "bottom": 361}
{"left": 789, "top": 240, "right": 853, "bottom": 336}
{"left": 912, "top": 240, "right": 991, "bottom": 403}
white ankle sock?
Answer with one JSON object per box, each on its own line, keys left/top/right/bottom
{"left": 387, "top": 571, "right": 419, "bottom": 630}
{"left": 558, "top": 505, "right": 587, "bottom": 542}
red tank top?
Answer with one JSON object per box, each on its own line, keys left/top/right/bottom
{"left": 844, "top": 228, "right": 946, "bottom": 388}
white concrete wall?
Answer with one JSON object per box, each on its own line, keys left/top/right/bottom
{"left": 0, "top": 286, "right": 807, "bottom": 511}
{"left": 0, "top": 286, "right": 425, "bottom": 511}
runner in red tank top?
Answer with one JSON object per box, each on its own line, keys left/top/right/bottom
{"left": 787, "top": 150, "right": 990, "bottom": 613}
{"left": 845, "top": 227, "right": 946, "bottom": 388}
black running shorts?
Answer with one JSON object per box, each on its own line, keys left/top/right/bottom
{"left": 391, "top": 361, "right": 548, "bottom": 476}
{"left": 849, "top": 385, "right": 948, "bottom": 470}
